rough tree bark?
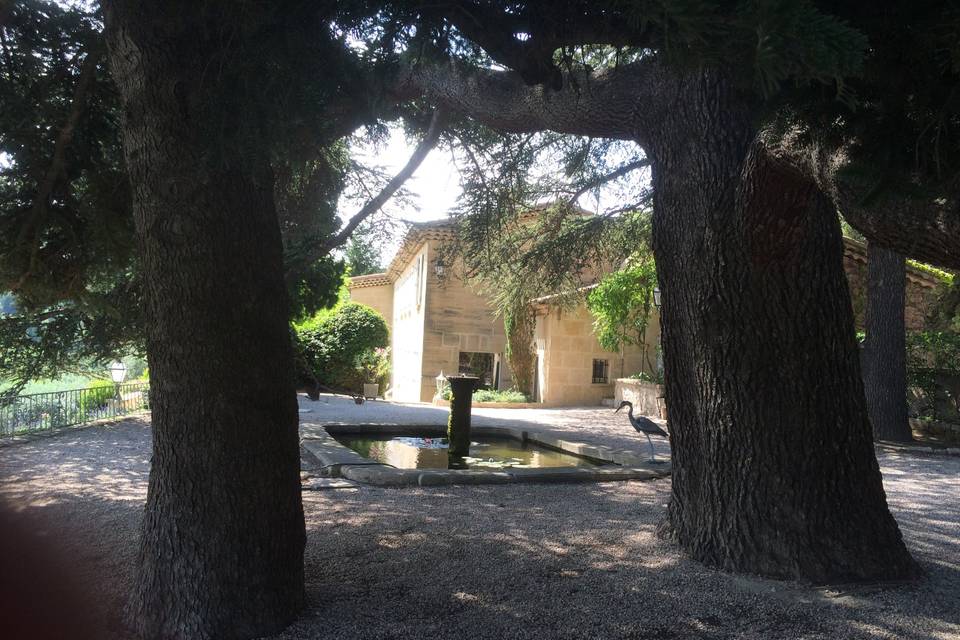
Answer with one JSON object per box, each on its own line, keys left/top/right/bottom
{"left": 403, "top": 61, "right": 919, "bottom": 582}
{"left": 645, "top": 72, "right": 918, "bottom": 581}
{"left": 504, "top": 303, "right": 536, "bottom": 396}
{"left": 104, "top": 3, "right": 305, "bottom": 638}
{"left": 862, "top": 245, "right": 913, "bottom": 442}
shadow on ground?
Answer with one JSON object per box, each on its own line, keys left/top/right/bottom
{"left": 0, "top": 406, "right": 957, "bottom": 640}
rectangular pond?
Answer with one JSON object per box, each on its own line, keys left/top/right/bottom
{"left": 332, "top": 431, "right": 613, "bottom": 470}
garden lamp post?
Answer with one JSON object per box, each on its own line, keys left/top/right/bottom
{"left": 109, "top": 361, "right": 127, "bottom": 405}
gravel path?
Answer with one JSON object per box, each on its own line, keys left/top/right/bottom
{"left": 1, "top": 399, "right": 957, "bottom": 639}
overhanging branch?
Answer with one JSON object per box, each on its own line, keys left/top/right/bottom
{"left": 292, "top": 108, "right": 447, "bottom": 271}
{"left": 567, "top": 158, "right": 651, "bottom": 205}
{"left": 393, "top": 59, "right": 663, "bottom": 143}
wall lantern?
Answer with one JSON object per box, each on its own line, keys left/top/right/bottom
{"left": 109, "top": 361, "right": 128, "bottom": 384}
{"left": 435, "top": 370, "right": 447, "bottom": 396}
{"left": 653, "top": 287, "right": 662, "bottom": 309}
{"left": 434, "top": 257, "right": 446, "bottom": 280}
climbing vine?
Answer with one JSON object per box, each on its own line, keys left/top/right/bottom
{"left": 504, "top": 302, "right": 536, "bottom": 397}
{"left": 587, "top": 256, "right": 658, "bottom": 376}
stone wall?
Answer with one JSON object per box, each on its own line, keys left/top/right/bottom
{"left": 842, "top": 238, "right": 943, "bottom": 331}
{"left": 347, "top": 276, "right": 393, "bottom": 330}
{"left": 533, "top": 304, "right": 658, "bottom": 407}
{"left": 614, "top": 379, "right": 664, "bottom": 418}
{"left": 421, "top": 239, "right": 512, "bottom": 402}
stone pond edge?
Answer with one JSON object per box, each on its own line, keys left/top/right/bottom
{"left": 299, "top": 422, "right": 672, "bottom": 486}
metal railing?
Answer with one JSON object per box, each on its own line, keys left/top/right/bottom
{"left": 0, "top": 381, "right": 150, "bottom": 437}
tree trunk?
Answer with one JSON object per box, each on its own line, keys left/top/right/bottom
{"left": 104, "top": 4, "right": 305, "bottom": 638}
{"left": 504, "top": 303, "right": 536, "bottom": 396}
{"left": 648, "top": 71, "right": 918, "bottom": 582}
{"left": 863, "top": 245, "right": 913, "bottom": 442}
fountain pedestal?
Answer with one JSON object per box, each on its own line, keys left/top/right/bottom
{"left": 446, "top": 375, "right": 478, "bottom": 459}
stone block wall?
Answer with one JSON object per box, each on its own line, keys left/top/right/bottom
{"left": 842, "top": 238, "right": 943, "bottom": 331}
{"left": 614, "top": 379, "right": 664, "bottom": 417}
{"left": 421, "top": 240, "right": 512, "bottom": 402}
{"left": 534, "top": 305, "right": 658, "bottom": 406}
{"left": 347, "top": 276, "right": 393, "bottom": 330}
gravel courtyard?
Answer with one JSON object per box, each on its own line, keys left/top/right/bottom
{"left": 1, "top": 396, "right": 958, "bottom": 639}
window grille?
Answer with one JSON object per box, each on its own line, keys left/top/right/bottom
{"left": 591, "top": 359, "right": 609, "bottom": 384}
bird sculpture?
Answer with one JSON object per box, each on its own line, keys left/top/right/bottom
{"left": 615, "top": 400, "right": 669, "bottom": 461}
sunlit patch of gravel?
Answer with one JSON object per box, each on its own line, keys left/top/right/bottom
{"left": 0, "top": 408, "right": 957, "bottom": 640}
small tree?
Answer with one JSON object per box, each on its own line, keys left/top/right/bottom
{"left": 587, "top": 256, "right": 658, "bottom": 378}
{"left": 344, "top": 225, "right": 384, "bottom": 276}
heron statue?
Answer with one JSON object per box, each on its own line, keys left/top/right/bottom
{"left": 615, "top": 400, "right": 669, "bottom": 461}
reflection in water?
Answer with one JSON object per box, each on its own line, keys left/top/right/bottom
{"left": 334, "top": 433, "right": 609, "bottom": 470}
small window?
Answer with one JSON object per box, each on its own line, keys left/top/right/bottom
{"left": 459, "top": 351, "right": 495, "bottom": 389}
{"left": 591, "top": 359, "right": 609, "bottom": 384}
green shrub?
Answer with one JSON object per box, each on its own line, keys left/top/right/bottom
{"left": 354, "top": 347, "right": 391, "bottom": 388}
{"left": 295, "top": 302, "right": 388, "bottom": 391}
{"left": 629, "top": 370, "right": 664, "bottom": 385}
{"left": 906, "top": 331, "right": 960, "bottom": 422}
{"left": 473, "top": 388, "right": 528, "bottom": 403}
{"left": 438, "top": 385, "right": 528, "bottom": 403}
{"left": 78, "top": 379, "right": 114, "bottom": 418}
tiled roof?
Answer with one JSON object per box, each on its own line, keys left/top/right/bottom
{"left": 385, "top": 220, "right": 457, "bottom": 281}
{"left": 347, "top": 272, "right": 391, "bottom": 289}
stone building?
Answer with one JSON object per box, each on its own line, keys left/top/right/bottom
{"left": 347, "top": 220, "right": 656, "bottom": 405}
{"left": 348, "top": 222, "right": 944, "bottom": 406}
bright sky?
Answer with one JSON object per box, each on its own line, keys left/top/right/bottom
{"left": 339, "top": 123, "right": 650, "bottom": 267}
{"left": 338, "top": 125, "right": 463, "bottom": 265}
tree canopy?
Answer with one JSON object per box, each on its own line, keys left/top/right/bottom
{"left": 5, "top": 2, "right": 958, "bottom": 635}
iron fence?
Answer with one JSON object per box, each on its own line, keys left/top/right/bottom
{"left": 0, "top": 382, "right": 150, "bottom": 437}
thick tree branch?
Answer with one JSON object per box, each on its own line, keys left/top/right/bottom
{"left": 434, "top": 2, "right": 656, "bottom": 88}
{"left": 765, "top": 131, "right": 960, "bottom": 271}
{"left": 393, "top": 59, "right": 665, "bottom": 143}
{"left": 834, "top": 180, "right": 960, "bottom": 271}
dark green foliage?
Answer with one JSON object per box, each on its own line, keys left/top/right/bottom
{"left": 0, "top": 1, "right": 391, "bottom": 386}
{"left": 0, "top": 1, "right": 142, "bottom": 391}
{"left": 780, "top": 3, "right": 960, "bottom": 216}
{"left": 0, "top": 1, "right": 132, "bottom": 305}
{"left": 377, "top": 1, "right": 868, "bottom": 98}
{"left": 344, "top": 237, "right": 384, "bottom": 277}
{"left": 287, "top": 258, "right": 347, "bottom": 325}
{"left": 906, "top": 331, "right": 960, "bottom": 423}
{"left": 295, "top": 302, "right": 388, "bottom": 390}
